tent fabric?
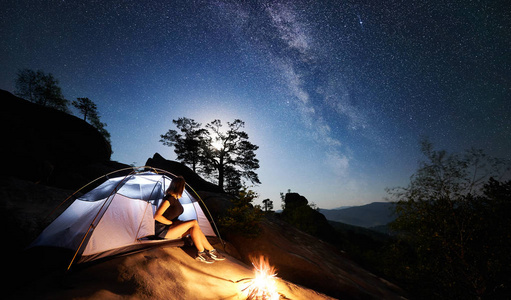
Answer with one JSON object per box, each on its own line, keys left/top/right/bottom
{"left": 30, "top": 171, "right": 217, "bottom": 265}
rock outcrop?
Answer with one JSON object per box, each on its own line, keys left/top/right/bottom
{"left": 145, "top": 153, "right": 224, "bottom": 194}
{"left": 12, "top": 246, "right": 336, "bottom": 300}
{"left": 0, "top": 89, "right": 124, "bottom": 189}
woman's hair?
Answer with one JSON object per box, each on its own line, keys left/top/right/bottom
{"left": 166, "top": 176, "right": 186, "bottom": 198}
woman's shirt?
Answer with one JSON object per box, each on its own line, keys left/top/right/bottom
{"left": 161, "top": 194, "right": 184, "bottom": 222}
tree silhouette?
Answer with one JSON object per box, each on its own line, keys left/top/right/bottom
{"left": 14, "top": 69, "right": 39, "bottom": 102}
{"left": 160, "top": 118, "right": 208, "bottom": 173}
{"left": 72, "top": 97, "right": 97, "bottom": 122}
{"left": 14, "top": 69, "right": 69, "bottom": 113}
{"left": 202, "top": 119, "right": 260, "bottom": 191}
{"left": 160, "top": 117, "right": 260, "bottom": 192}
{"left": 262, "top": 199, "right": 273, "bottom": 212}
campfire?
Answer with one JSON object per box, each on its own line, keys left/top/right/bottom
{"left": 238, "top": 256, "right": 280, "bottom": 300}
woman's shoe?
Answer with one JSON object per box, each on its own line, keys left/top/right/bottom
{"left": 196, "top": 251, "right": 215, "bottom": 263}
{"left": 207, "top": 249, "right": 226, "bottom": 261}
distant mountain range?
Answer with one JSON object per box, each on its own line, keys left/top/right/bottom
{"left": 319, "top": 202, "right": 396, "bottom": 229}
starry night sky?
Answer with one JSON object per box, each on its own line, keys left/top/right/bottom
{"left": 1, "top": 0, "right": 510, "bottom": 208}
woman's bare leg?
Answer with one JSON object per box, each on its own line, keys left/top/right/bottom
{"left": 164, "top": 220, "right": 214, "bottom": 252}
{"left": 190, "top": 221, "right": 215, "bottom": 252}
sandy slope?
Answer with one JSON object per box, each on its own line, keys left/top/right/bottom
{"left": 14, "top": 246, "right": 334, "bottom": 300}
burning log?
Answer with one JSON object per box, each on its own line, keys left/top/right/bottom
{"left": 238, "top": 256, "right": 281, "bottom": 300}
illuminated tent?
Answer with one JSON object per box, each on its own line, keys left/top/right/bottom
{"left": 29, "top": 168, "right": 219, "bottom": 268}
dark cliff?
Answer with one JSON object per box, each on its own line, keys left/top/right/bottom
{"left": 0, "top": 89, "right": 124, "bottom": 188}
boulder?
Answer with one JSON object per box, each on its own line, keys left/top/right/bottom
{"left": 283, "top": 192, "right": 309, "bottom": 209}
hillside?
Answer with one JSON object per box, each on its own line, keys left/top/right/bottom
{"left": 1, "top": 90, "right": 406, "bottom": 299}
{"left": 2, "top": 176, "right": 405, "bottom": 300}
{"left": 320, "top": 202, "right": 396, "bottom": 229}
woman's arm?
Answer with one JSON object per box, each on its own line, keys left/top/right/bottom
{"left": 154, "top": 200, "right": 173, "bottom": 225}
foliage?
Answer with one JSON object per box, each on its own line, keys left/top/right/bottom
{"left": 262, "top": 198, "right": 273, "bottom": 212}
{"left": 218, "top": 186, "right": 263, "bottom": 237}
{"left": 14, "top": 69, "right": 111, "bottom": 154}
{"left": 72, "top": 97, "right": 112, "bottom": 153}
{"left": 90, "top": 117, "right": 112, "bottom": 151}
{"left": 386, "top": 140, "right": 511, "bottom": 299}
{"left": 222, "top": 164, "right": 243, "bottom": 195}
{"left": 72, "top": 97, "right": 97, "bottom": 122}
{"left": 160, "top": 118, "right": 207, "bottom": 173}
{"left": 279, "top": 189, "right": 291, "bottom": 210}
{"left": 14, "top": 69, "right": 70, "bottom": 113}
{"left": 160, "top": 117, "right": 260, "bottom": 193}
{"left": 202, "top": 119, "right": 260, "bottom": 191}
{"left": 387, "top": 140, "right": 510, "bottom": 201}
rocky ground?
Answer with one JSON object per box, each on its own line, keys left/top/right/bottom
{"left": 11, "top": 245, "right": 335, "bottom": 300}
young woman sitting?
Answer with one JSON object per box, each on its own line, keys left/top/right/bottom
{"left": 154, "top": 176, "right": 225, "bottom": 263}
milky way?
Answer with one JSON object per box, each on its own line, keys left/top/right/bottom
{"left": 1, "top": 0, "right": 509, "bottom": 207}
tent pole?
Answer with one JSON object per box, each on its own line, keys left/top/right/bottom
{"left": 66, "top": 169, "right": 138, "bottom": 270}
{"left": 186, "top": 184, "right": 226, "bottom": 251}
{"left": 133, "top": 173, "right": 165, "bottom": 242}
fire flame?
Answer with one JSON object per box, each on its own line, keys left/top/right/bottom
{"left": 242, "top": 256, "right": 280, "bottom": 300}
